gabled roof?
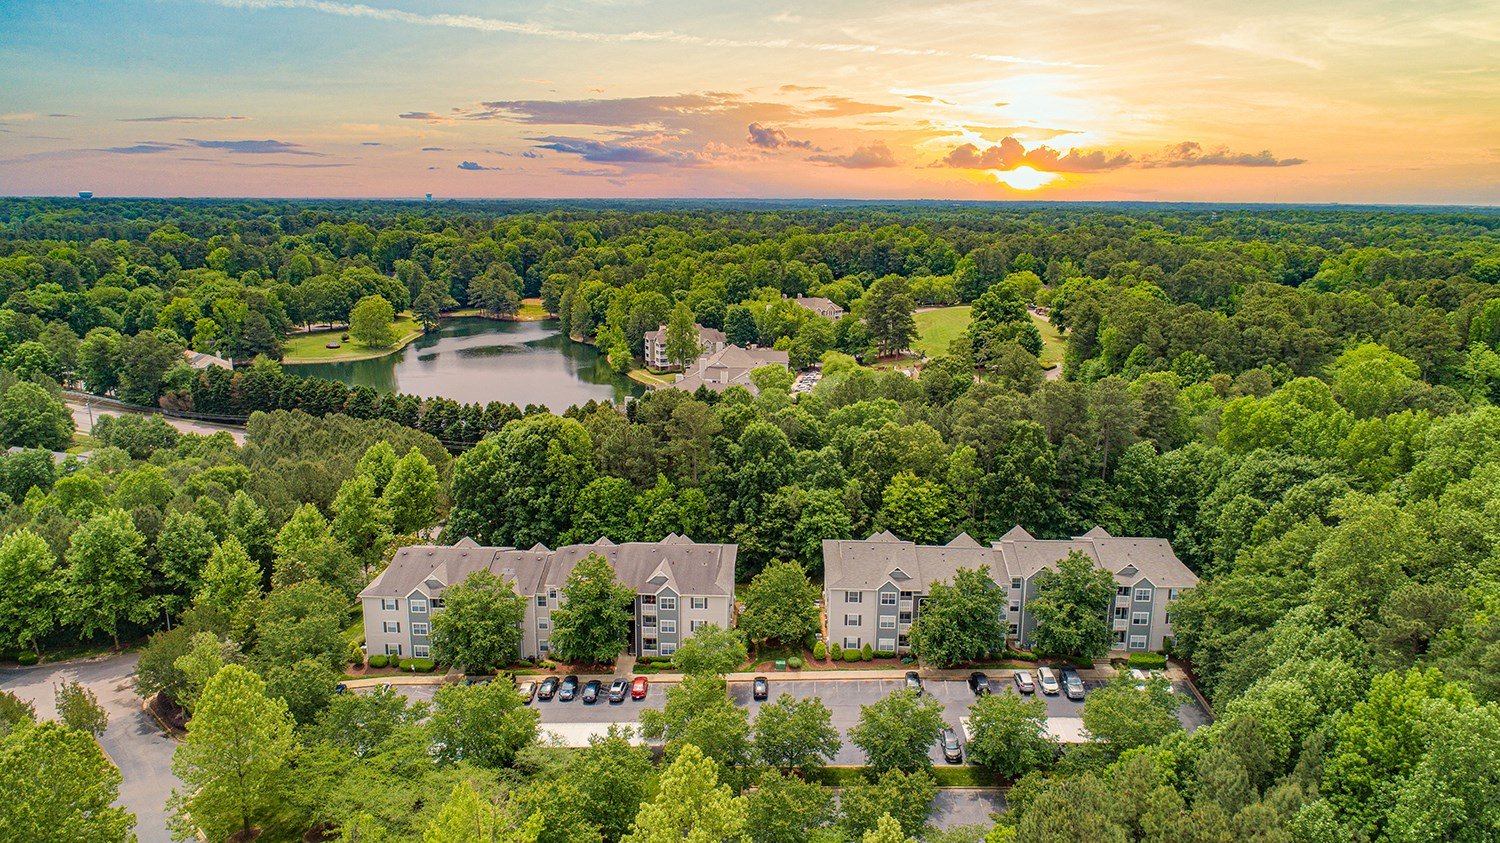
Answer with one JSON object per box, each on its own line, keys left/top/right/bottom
{"left": 454, "top": 536, "right": 481, "bottom": 548}
{"left": 1082, "top": 525, "right": 1113, "bottom": 539}
{"left": 999, "top": 525, "right": 1034, "bottom": 541}
{"left": 947, "top": 532, "right": 981, "bottom": 548}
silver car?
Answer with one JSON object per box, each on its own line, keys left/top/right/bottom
{"left": 1013, "top": 670, "right": 1036, "bottom": 694}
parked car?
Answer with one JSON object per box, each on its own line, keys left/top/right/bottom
{"left": 516, "top": 680, "right": 537, "bottom": 704}
{"left": 752, "top": 676, "right": 770, "bottom": 700}
{"left": 968, "top": 672, "right": 991, "bottom": 695}
{"left": 905, "top": 671, "right": 924, "bottom": 695}
{"left": 461, "top": 675, "right": 492, "bottom": 686}
{"left": 631, "top": 676, "right": 649, "bottom": 700}
{"left": 1037, "top": 666, "right": 1060, "bottom": 695}
{"left": 941, "top": 727, "right": 964, "bottom": 764}
{"left": 581, "top": 679, "right": 602, "bottom": 704}
{"left": 558, "top": 675, "right": 580, "bottom": 701}
{"left": 608, "top": 678, "right": 630, "bottom": 703}
{"left": 1130, "top": 668, "right": 1175, "bottom": 694}
{"left": 1013, "top": 670, "right": 1036, "bottom": 694}
{"left": 537, "top": 676, "right": 560, "bottom": 701}
{"left": 1062, "top": 669, "right": 1086, "bottom": 701}
{"left": 334, "top": 683, "right": 348, "bottom": 695}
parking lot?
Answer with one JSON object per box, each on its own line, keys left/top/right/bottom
{"left": 381, "top": 673, "right": 1211, "bottom": 766}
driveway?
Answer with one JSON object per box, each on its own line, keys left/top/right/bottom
{"left": 0, "top": 653, "right": 178, "bottom": 843}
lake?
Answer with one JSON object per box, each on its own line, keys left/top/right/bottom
{"left": 291, "top": 317, "right": 646, "bottom": 411}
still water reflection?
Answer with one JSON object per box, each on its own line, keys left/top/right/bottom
{"left": 292, "top": 318, "right": 645, "bottom": 411}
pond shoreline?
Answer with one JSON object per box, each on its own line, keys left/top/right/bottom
{"left": 281, "top": 299, "right": 550, "bottom": 365}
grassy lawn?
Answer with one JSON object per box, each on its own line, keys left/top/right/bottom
{"left": 282, "top": 316, "right": 423, "bottom": 363}
{"left": 912, "top": 306, "right": 971, "bottom": 358}
{"left": 628, "top": 368, "right": 674, "bottom": 388}
{"left": 518, "top": 297, "right": 549, "bottom": 320}
{"left": 912, "top": 305, "right": 1066, "bottom": 369}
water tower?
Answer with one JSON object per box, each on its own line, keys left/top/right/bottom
{"left": 78, "top": 191, "right": 93, "bottom": 199}
{"left": 425, "top": 192, "right": 433, "bottom": 202}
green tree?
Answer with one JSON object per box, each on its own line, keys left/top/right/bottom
{"left": 173, "top": 631, "right": 234, "bottom": 714}
{"left": 1080, "top": 672, "right": 1182, "bottom": 758}
{"left": 1026, "top": 550, "right": 1115, "bottom": 660}
{"left": 549, "top": 554, "right": 634, "bottom": 664}
{"left": 252, "top": 581, "right": 348, "bottom": 673}
{"left": 861, "top": 814, "right": 910, "bottom": 843}
{"left": 423, "top": 781, "right": 543, "bottom": 843}
{"left": 348, "top": 294, "right": 397, "bottom": 348}
{"left": 0, "top": 528, "right": 60, "bottom": 655}
{"left": 640, "top": 674, "right": 752, "bottom": 775}
{"left": 429, "top": 569, "right": 527, "bottom": 673}
{"left": 737, "top": 559, "right": 821, "bottom": 647}
{"left": 428, "top": 680, "right": 540, "bottom": 769}
{"left": 964, "top": 692, "right": 1054, "bottom": 777}
{"left": 65, "top": 508, "right": 147, "bottom": 648}
{"left": 0, "top": 381, "right": 74, "bottom": 451}
{"left": 907, "top": 567, "right": 1007, "bottom": 668}
{"left": 837, "top": 769, "right": 936, "bottom": 840}
{"left": 622, "top": 743, "right": 748, "bottom": 843}
{"left": 848, "top": 688, "right": 946, "bottom": 774}
{"left": 664, "top": 301, "right": 702, "bottom": 370}
{"left": 671, "top": 623, "right": 747, "bottom": 676}
{"left": 262, "top": 657, "right": 340, "bottom": 726}
{"left": 54, "top": 680, "right": 108, "bottom": 736}
{"left": 571, "top": 726, "right": 657, "bottom": 842}
{"left": 157, "top": 510, "right": 217, "bottom": 599}
{"left": 332, "top": 474, "right": 392, "bottom": 572}
{"left": 169, "top": 664, "right": 295, "bottom": 842}
{"left": 745, "top": 770, "right": 834, "bottom": 843}
{"left": 862, "top": 275, "right": 917, "bottom": 358}
{"left": 0, "top": 721, "right": 136, "bottom": 842}
{"left": 752, "top": 693, "right": 840, "bottom": 772}
{"left": 356, "top": 440, "right": 399, "bottom": 494}
{"left": 1329, "top": 343, "right": 1419, "bottom": 418}
{"left": 448, "top": 414, "right": 596, "bottom": 547}
{"left": 876, "top": 472, "right": 954, "bottom": 545}
{"left": 382, "top": 447, "right": 439, "bottom": 535}
{"left": 194, "top": 536, "right": 261, "bottom": 620}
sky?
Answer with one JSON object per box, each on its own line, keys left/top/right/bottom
{"left": 1, "top": 0, "right": 1497, "bottom": 203}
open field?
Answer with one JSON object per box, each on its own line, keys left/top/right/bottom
{"left": 282, "top": 316, "right": 423, "bottom": 363}
{"left": 913, "top": 306, "right": 1066, "bottom": 368}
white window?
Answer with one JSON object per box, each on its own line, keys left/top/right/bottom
{"left": 661, "top": 620, "right": 677, "bottom": 634}
{"left": 660, "top": 644, "right": 676, "bottom": 656}
{"left": 1135, "top": 587, "right": 1154, "bottom": 602}
{"left": 1129, "top": 635, "right": 1148, "bottom": 650}
{"left": 410, "top": 599, "right": 427, "bottom": 614}
{"left": 1164, "top": 613, "right": 1173, "bottom": 626}
{"left": 549, "top": 589, "right": 558, "bottom": 601}
{"left": 411, "top": 622, "right": 429, "bottom": 636}
{"left": 641, "top": 594, "right": 656, "bottom": 606}
{"left": 381, "top": 598, "right": 398, "bottom": 611}
{"left": 385, "top": 643, "right": 402, "bottom": 656}
{"left": 690, "top": 597, "right": 708, "bottom": 610}
{"left": 879, "top": 592, "right": 897, "bottom": 606}
{"left": 879, "top": 616, "right": 897, "bottom": 630}
{"left": 642, "top": 616, "right": 657, "bottom": 628}
{"left": 844, "top": 614, "right": 862, "bottom": 627}
{"left": 1011, "top": 577, "right": 1023, "bottom": 590}
{"left": 1168, "top": 588, "right": 1180, "bottom": 601}
{"left": 539, "top": 640, "right": 549, "bottom": 653}
{"left": 1011, "top": 602, "right": 1021, "bottom": 613}
{"left": 538, "top": 619, "right": 550, "bottom": 630}
{"left": 1007, "top": 623, "right": 1019, "bottom": 636}
{"left": 845, "top": 591, "right": 862, "bottom": 604}
{"left": 878, "top": 638, "right": 895, "bottom": 652}
{"left": 536, "top": 594, "right": 547, "bottom": 606}
{"left": 689, "top": 619, "right": 706, "bottom": 632}
{"left": 659, "top": 596, "right": 677, "bottom": 611}
{"left": 843, "top": 638, "right": 860, "bottom": 649}
{"left": 1132, "top": 611, "right": 1150, "bottom": 626}
{"left": 413, "top": 645, "right": 430, "bottom": 658}
{"left": 382, "top": 621, "right": 400, "bottom": 634}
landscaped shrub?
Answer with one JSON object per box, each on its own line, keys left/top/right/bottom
{"left": 875, "top": 650, "right": 896, "bottom": 659}
{"left": 813, "top": 641, "right": 827, "bottom": 660}
{"left": 1127, "top": 652, "right": 1167, "bottom": 669}
{"left": 829, "top": 642, "right": 843, "bottom": 660}
{"left": 368, "top": 654, "right": 388, "bottom": 668}
{"left": 398, "top": 658, "right": 416, "bottom": 671}
{"left": 16, "top": 652, "right": 39, "bottom": 666}
{"left": 860, "top": 644, "right": 873, "bottom": 661}
{"left": 411, "top": 658, "right": 436, "bottom": 672}
{"left": 788, "top": 656, "right": 803, "bottom": 669}
{"left": 843, "top": 649, "right": 861, "bottom": 662}
{"left": 1006, "top": 649, "right": 1038, "bottom": 663}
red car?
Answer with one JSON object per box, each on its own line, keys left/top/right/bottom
{"left": 630, "top": 676, "right": 649, "bottom": 700}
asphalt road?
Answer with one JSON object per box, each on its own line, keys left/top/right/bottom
{"left": 0, "top": 653, "right": 179, "bottom": 843}
{"left": 66, "top": 399, "right": 248, "bottom": 444}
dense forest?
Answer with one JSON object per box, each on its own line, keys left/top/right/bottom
{"left": 1, "top": 199, "right": 1498, "bottom": 843}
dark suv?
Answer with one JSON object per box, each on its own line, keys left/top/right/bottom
{"left": 967, "top": 672, "right": 991, "bottom": 695}
{"left": 558, "top": 675, "right": 580, "bottom": 701}
{"left": 1061, "top": 669, "right": 1086, "bottom": 701}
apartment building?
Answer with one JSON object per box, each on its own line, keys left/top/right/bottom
{"left": 663, "top": 344, "right": 791, "bottom": 395}
{"left": 360, "top": 534, "right": 736, "bottom": 661}
{"left": 642, "top": 323, "right": 726, "bottom": 370}
{"left": 822, "top": 526, "right": 1196, "bottom": 655}
{"left": 792, "top": 296, "right": 846, "bottom": 320}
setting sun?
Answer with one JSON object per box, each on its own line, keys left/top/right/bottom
{"left": 991, "top": 166, "right": 1060, "bottom": 191}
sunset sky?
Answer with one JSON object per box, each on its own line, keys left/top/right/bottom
{"left": 2, "top": 0, "right": 1497, "bottom": 202}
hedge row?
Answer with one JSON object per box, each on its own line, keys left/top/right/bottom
{"left": 1127, "top": 652, "right": 1168, "bottom": 669}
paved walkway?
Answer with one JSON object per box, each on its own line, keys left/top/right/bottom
{"left": 66, "top": 397, "right": 247, "bottom": 444}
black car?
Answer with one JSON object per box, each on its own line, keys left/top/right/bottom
{"left": 581, "top": 679, "right": 602, "bottom": 704}
{"left": 1061, "top": 669, "right": 1086, "bottom": 701}
{"left": 967, "top": 672, "right": 991, "bottom": 695}
{"left": 537, "top": 676, "right": 560, "bottom": 701}
{"left": 558, "top": 675, "right": 580, "bottom": 701}
{"left": 941, "top": 727, "right": 963, "bottom": 764}
{"left": 608, "top": 678, "right": 630, "bottom": 703}
{"left": 905, "top": 671, "right": 924, "bottom": 695}
{"left": 752, "top": 676, "right": 769, "bottom": 701}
